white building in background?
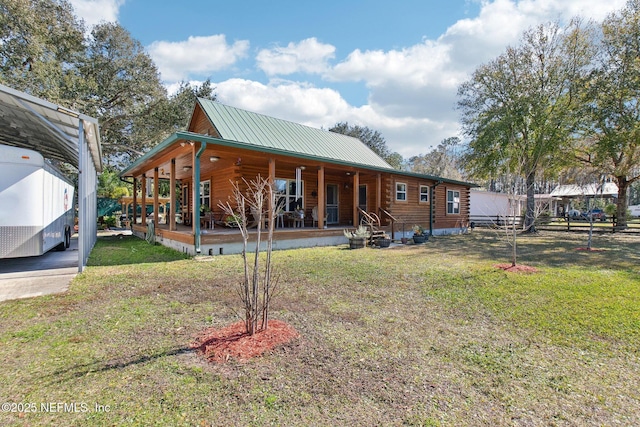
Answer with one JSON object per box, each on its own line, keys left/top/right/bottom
{"left": 469, "top": 189, "right": 525, "bottom": 225}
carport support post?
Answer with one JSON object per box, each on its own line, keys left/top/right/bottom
{"left": 78, "top": 119, "right": 86, "bottom": 272}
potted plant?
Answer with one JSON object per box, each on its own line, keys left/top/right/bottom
{"left": 412, "top": 224, "right": 428, "bottom": 244}
{"left": 375, "top": 233, "right": 392, "bottom": 248}
{"left": 224, "top": 213, "right": 242, "bottom": 228}
{"left": 200, "top": 204, "right": 211, "bottom": 216}
{"left": 344, "top": 225, "right": 370, "bottom": 249}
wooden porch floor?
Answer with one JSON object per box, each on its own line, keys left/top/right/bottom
{"left": 133, "top": 221, "right": 356, "bottom": 245}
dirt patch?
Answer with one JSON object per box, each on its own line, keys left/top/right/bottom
{"left": 191, "top": 319, "right": 299, "bottom": 363}
{"left": 575, "top": 247, "right": 606, "bottom": 252}
{"left": 494, "top": 263, "right": 538, "bottom": 273}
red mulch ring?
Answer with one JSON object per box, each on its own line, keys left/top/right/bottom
{"left": 575, "top": 247, "right": 605, "bottom": 252}
{"left": 191, "top": 319, "right": 299, "bottom": 364}
{"left": 494, "top": 263, "right": 538, "bottom": 273}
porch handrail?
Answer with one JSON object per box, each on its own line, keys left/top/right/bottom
{"left": 378, "top": 208, "right": 401, "bottom": 240}
{"left": 378, "top": 208, "right": 398, "bottom": 223}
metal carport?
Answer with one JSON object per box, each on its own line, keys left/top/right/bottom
{"left": 0, "top": 84, "right": 102, "bottom": 272}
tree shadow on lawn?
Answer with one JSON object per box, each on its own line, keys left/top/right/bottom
{"left": 46, "top": 346, "right": 195, "bottom": 385}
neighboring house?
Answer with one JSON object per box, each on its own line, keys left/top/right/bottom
{"left": 120, "top": 99, "right": 475, "bottom": 255}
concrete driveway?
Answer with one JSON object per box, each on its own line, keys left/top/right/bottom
{"left": 0, "top": 237, "right": 78, "bottom": 302}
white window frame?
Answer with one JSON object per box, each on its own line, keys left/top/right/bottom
{"left": 200, "top": 180, "right": 210, "bottom": 209}
{"left": 447, "top": 189, "right": 460, "bottom": 214}
{"left": 420, "top": 185, "right": 429, "bottom": 203}
{"left": 396, "top": 182, "right": 407, "bottom": 201}
{"left": 274, "top": 178, "right": 304, "bottom": 211}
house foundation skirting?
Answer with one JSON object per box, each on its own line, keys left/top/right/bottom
{"left": 133, "top": 230, "right": 347, "bottom": 256}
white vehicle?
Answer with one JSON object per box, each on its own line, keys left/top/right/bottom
{"left": 629, "top": 205, "right": 640, "bottom": 218}
{"left": 0, "top": 145, "right": 75, "bottom": 258}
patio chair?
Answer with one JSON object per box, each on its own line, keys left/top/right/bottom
{"left": 312, "top": 206, "right": 327, "bottom": 228}
{"left": 249, "top": 207, "right": 268, "bottom": 229}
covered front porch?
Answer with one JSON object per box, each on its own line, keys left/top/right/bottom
{"left": 132, "top": 220, "right": 395, "bottom": 256}
{"left": 123, "top": 131, "right": 394, "bottom": 254}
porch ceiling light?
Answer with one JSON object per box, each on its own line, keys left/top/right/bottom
{"left": 209, "top": 156, "right": 220, "bottom": 162}
{"left": 183, "top": 165, "right": 192, "bottom": 171}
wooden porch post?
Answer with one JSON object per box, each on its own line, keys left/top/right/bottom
{"left": 153, "top": 167, "right": 159, "bottom": 226}
{"left": 353, "top": 171, "right": 360, "bottom": 226}
{"left": 132, "top": 177, "right": 138, "bottom": 226}
{"left": 141, "top": 174, "right": 147, "bottom": 224}
{"left": 269, "top": 158, "right": 275, "bottom": 224}
{"left": 318, "top": 166, "right": 325, "bottom": 229}
{"left": 376, "top": 173, "right": 382, "bottom": 213}
{"left": 169, "top": 159, "right": 176, "bottom": 231}
{"left": 191, "top": 143, "right": 198, "bottom": 233}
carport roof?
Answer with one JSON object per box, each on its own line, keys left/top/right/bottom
{"left": 0, "top": 84, "right": 102, "bottom": 171}
{"left": 550, "top": 183, "right": 619, "bottom": 198}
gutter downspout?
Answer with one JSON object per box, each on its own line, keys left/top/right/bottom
{"left": 430, "top": 180, "right": 443, "bottom": 237}
{"left": 194, "top": 142, "right": 207, "bottom": 253}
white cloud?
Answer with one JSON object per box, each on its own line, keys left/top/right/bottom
{"left": 256, "top": 38, "right": 336, "bottom": 76}
{"left": 68, "top": 0, "right": 123, "bottom": 29}
{"left": 147, "top": 35, "right": 250, "bottom": 82}
{"left": 213, "top": 78, "right": 457, "bottom": 158}
{"left": 215, "top": 78, "right": 351, "bottom": 128}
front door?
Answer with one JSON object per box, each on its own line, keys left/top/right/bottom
{"left": 358, "top": 184, "right": 367, "bottom": 223}
{"left": 326, "top": 184, "right": 339, "bottom": 224}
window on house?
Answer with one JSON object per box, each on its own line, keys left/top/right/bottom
{"left": 274, "top": 178, "right": 304, "bottom": 211}
{"left": 420, "top": 185, "right": 429, "bottom": 203}
{"left": 396, "top": 182, "right": 407, "bottom": 201}
{"left": 200, "top": 180, "right": 210, "bottom": 209}
{"left": 447, "top": 190, "right": 460, "bottom": 214}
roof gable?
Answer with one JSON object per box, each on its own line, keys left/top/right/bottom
{"left": 193, "top": 99, "right": 393, "bottom": 170}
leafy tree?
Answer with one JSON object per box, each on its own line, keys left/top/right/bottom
{"left": 405, "top": 137, "right": 464, "bottom": 180}
{"left": 458, "top": 21, "right": 593, "bottom": 232}
{"left": 166, "top": 79, "right": 216, "bottom": 131}
{"left": 579, "top": 0, "right": 640, "bottom": 229}
{"left": 329, "top": 122, "right": 403, "bottom": 169}
{"left": 77, "top": 22, "right": 167, "bottom": 166}
{"left": 0, "top": 0, "right": 85, "bottom": 104}
{"left": 97, "top": 167, "right": 130, "bottom": 199}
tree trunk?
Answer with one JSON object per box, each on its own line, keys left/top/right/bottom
{"left": 615, "top": 176, "right": 629, "bottom": 230}
{"left": 524, "top": 172, "right": 536, "bottom": 233}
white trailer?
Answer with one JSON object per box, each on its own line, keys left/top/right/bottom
{"left": 0, "top": 144, "right": 75, "bottom": 258}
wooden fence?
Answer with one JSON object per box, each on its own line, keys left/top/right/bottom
{"left": 469, "top": 215, "right": 640, "bottom": 234}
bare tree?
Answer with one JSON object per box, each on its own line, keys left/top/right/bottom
{"left": 219, "top": 175, "right": 277, "bottom": 335}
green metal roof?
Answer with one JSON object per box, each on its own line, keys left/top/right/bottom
{"left": 198, "top": 99, "right": 393, "bottom": 170}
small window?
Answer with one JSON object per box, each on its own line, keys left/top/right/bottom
{"left": 447, "top": 190, "right": 460, "bottom": 214}
{"left": 420, "top": 185, "right": 429, "bottom": 203}
{"left": 396, "top": 182, "right": 407, "bottom": 201}
{"left": 200, "top": 180, "right": 210, "bottom": 209}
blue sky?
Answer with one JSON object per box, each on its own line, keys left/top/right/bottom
{"left": 70, "top": 0, "right": 627, "bottom": 158}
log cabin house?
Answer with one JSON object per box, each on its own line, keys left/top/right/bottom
{"left": 119, "top": 99, "right": 474, "bottom": 255}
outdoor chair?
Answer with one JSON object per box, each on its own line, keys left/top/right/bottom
{"left": 312, "top": 206, "right": 327, "bottom": 228}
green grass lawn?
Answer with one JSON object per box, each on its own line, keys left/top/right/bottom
{"left": 1, "top": 230, "right": 638, "bottom": 426}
